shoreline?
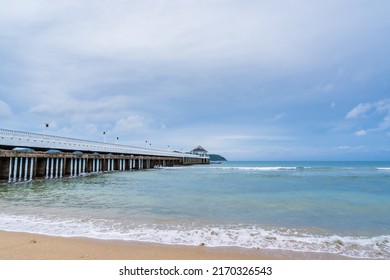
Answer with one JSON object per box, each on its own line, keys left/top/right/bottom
{"left": 0, "top": 230, "right": 353, "bottom": 260}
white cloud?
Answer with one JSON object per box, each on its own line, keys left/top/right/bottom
{"left": 113, "top": 114, "right": 152, "bottom": 133}
{"left": 355, "top": 129, "right": 367, "bottom": 137}
{"left": 266, "top": 113, "right": 287, "bottom": 122}
{"left": 346, "top": 103, "right": 373, "bottom": 119}
{"left": 347, "top": 100, "right": 390, "bottom": 134}
{"left": 335, "top": 146, "right": 351, "bottom": 150}
{"left": 1, "top": 1, "right": 390, "bottom": 160}
{"left": 0, "top": 100, "right": 12, "bottom": 118}
{"left": 333, "top": 145, "right": 365, "bottom": 152}
{"left": 28, "top": 95, "right": 132, "bottom": 121}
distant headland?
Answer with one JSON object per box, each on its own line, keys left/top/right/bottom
{"left": 208, "top": 154, "right": 227, "bottom": 162}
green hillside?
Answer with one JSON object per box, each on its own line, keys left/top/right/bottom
{"left": 208, "top": 154, "right": 227, "bottom": 161}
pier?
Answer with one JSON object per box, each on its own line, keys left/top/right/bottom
{"left": 0, "top": 128, "right": 209, "bottom": 183}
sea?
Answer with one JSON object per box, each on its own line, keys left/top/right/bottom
{"left": 1, "top": 161, "right": 389, "bottom": 259}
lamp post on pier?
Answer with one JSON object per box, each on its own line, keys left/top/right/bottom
{"left": 44, "top": 123, "right": 49, "bottom": 135}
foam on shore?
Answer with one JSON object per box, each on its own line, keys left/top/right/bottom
{"left": 1, "top": 213, "right": 388, "bottom": 259}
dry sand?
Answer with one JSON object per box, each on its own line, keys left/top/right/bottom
{"left": 0, "top": 230, "right": 350, "bottom": 260}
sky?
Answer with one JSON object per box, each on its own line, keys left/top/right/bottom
{"left": 1, "top": 0, "right": 390, "bottom": 160}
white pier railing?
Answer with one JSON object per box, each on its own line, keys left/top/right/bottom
{"left": 0, "top": 128, "right": 208, "bottom": 159}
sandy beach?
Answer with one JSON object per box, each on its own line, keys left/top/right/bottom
{"left": 0, "top": 230, "right": 352, "bottom": 260}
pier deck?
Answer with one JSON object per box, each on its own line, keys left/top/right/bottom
{"left": 0, "top": 128, "right": 209, "bottom": 183}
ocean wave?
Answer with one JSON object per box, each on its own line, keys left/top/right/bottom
{"left": 1, "top": 213, "right": 388, "bottom": 259}
{"left": 209, "top": 166, "right": 380, "bottom": 172}
{"left": 210, "top": 167, "right": 300, "bottom": 171}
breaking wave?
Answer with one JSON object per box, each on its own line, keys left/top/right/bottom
{"left": 1, "top": 213, "right": 388, "bottom": 259}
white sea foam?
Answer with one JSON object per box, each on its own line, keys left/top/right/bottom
{"left": 376, "top": 167, "right": 390, "bottom": 170}
{"left": 1, "top": 213, "right": 389, "bottom": 259}
{"left": 211, "top": 166, "right": 298, "bottom": 171}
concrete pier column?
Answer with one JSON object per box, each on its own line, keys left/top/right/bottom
{"left": 24, "top": 158, "right": 29, "bottom": 181}
{"left": 111, "top": 159, "right": 114, "bottom": 171}
{"left": 60, "top": 158, "right": 63, "bottom": 178}
{"left": 78, "top": 158, "right": 82, "bottom": 175}
{"left": 8, "top": 157, "right": 13, "bottom": 183}
{"left": 29, "top": 158, "right": 34, "bottom": 181}
{"left": 13, "top": 157, "right": 18, "bottom": 182}
{"left": 129, "top": 159, "right": 132, "bottom": 171}
{"left": 92, "top": 159, "right": 96, "bottom": 173}
{"left": 18, "top": 157, "right": 23, "bottom": 182}
{"left": 50, "top": 158, "right": 54, "bottom": 179}
{"left": 107, "top": 159, "right": 110, "bottom": 171}
{"left": 70, "top": 158, "right": 74, "bottom": 177}
{"left": 45, "top": 158, "right": 50, "bottom": 179}
{"left": 55, "top": 158, "right": 59, "bottom": 178}
{"left": 83, "top": 158, "right": 87, "bottom": 173}
{"left": 97, "top": 159, "right": 100, "bottom": 172}
{"left": 119, "top": 159, "right": 122, "bottom": 171}
{"left": 74, "top": 158, "right": 78, "bottom": 176}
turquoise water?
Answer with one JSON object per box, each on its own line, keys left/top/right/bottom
{"left": 1, "top": 161, "right": 390, "bottom": 259}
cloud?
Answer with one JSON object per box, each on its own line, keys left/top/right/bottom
{"left": 335, "top": 145, "right": 351, "bottom": 150}
{"left": 355, "top": 129, "right": 367, "bottom": 137}
{"left": 266, "top": 113, "right": 287, "bottom": 122}
{"left": 1, "top": 1, "right": 390, "bottom": 160}
{"left": 0, "top": 99, "right": 12, "bottom": 118}
{"left": 333, "top": 145, "right": 365, "bottom": 153}
{"left": 28, "top": 95, "right": 133, "bottom": 121}
{"left": 113, "top": 114, "right": 152, "bottom": 133}
{"left": 346, "top": 103, "right": 374, "bottom": 119}
{"left": 346, "top": 99, "right": 390, "bottom": 136}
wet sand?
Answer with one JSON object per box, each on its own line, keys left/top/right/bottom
{"left": 0, "top": 230, "right": 351, "bottom": 260}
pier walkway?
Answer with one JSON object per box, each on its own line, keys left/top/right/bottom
{"left": 0, "top": 128, "right": 209, "bottom": 183}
